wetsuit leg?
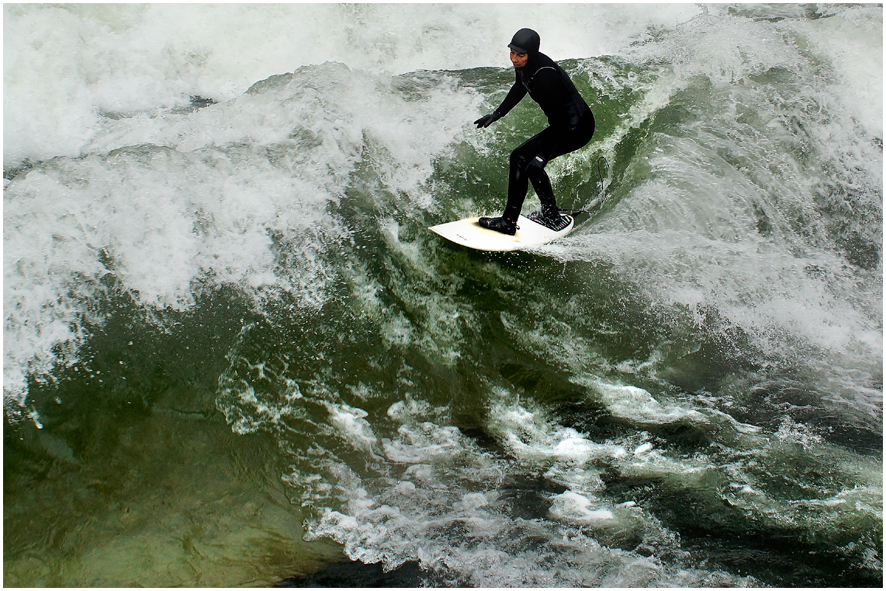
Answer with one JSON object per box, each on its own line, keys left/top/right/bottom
{"left": 502, "top": 128, "right": 557, "bottom": 222}
{"left": 528, "top": 164, "right": 557, "bottom": 216}
{"left": 502, "top": 113, "right": 595, "bottom": 222}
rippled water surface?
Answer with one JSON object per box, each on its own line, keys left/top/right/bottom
{"left": 4, "top": 3, "right": 882, "bottom": 587}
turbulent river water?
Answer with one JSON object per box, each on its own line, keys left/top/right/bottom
{"left": 3, "top": 3, "right": 882, "bottom": 587}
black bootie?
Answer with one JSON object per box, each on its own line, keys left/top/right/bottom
{"left": 528, "top": 206, "right": 571, "bottom": 232}
{"left": 478, "top": 216, "right": 517, "bottom": 235}
{"left": 542, "top": 204, "right": 561, "bottom": 222}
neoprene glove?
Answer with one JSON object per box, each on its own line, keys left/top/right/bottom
{"left": 474, "top": 111, "right": 501, "bottom": 128}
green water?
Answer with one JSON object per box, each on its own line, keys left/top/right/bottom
{"left": 4, "top": 4, "right": 882, "bottom": 587}
{"left": 4, "top": 292, "right": 341, "bottom": 586}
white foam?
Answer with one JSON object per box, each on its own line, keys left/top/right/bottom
{"left": 3, "top": 3, "right": 703, "bottom": 167}
{"left": 299, "top": 394, "right": 748, "bottom": 587}
{"left": 486, "top": 389, "right": 628, "bottom": 468}
{"left": 326, "top": 403, "right": 378, "bottom": 453}
{"left": 4, "top": 60, "right": 482, "bottom": 405}
{"left": 786, "top": 4, "right": 883, "bottom": 138}
{"left": 633, "top": 442, "right": 655, "bottom": 455}
{"left": 547, "top": 10, "right": 882, "bottom": 399}
{"left": 549, "top": 491, "right": 616, "bottom": 524}
{"left": 593, "top": 381, "right": 707, "bottom": 425}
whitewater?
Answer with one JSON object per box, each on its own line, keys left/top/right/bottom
{"left": 4, "top": 3, "right": 882, "bottom": 587}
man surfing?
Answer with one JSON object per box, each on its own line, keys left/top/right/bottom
{"left": 474, "top": 28, "right": 595, "bottom": 235}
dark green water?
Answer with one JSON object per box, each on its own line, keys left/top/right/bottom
{"left": 5, "top": 4, "right": 882, "bottom": 587}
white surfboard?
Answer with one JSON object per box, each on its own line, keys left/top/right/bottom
{"left": 429, "top": 214, "right": 574, "bottom": 252}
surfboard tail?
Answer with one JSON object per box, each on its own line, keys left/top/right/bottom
{"left": 526, "top": 210, "right": 573, "bottom": 232}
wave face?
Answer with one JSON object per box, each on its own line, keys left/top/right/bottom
{"left": 4, "top": 4, "right": 882, "bottom": 587}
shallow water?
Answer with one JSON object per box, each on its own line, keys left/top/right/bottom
{"left": 4, "top": 3, "right": 882, "bottom": 587}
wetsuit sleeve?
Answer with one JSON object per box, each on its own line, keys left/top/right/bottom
{"left": 494, "top": 76, "right": 527, "bottom": 118}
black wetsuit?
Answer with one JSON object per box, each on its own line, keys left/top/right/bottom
{"left": 492, "top": 52, "right": 595, "bottom": 223}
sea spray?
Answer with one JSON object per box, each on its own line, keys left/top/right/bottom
{"left": 4, "top": 63, "right": 481, "bottom": 409}
{"left": 4, "top": 3, "right": 702, "bottom": 167}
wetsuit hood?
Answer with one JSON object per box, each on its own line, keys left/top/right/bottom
{"left": 508, "top": 28, "right": 540, "bottom": 55}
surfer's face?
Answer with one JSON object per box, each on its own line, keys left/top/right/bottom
{"left": 510, "top": 49, "right": 528, "bottom": 68}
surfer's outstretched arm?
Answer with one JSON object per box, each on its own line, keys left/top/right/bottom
{"left": 474, "top": 77, "right": 527, "bottom": 128}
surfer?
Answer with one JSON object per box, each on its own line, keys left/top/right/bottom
{"left": 474, "top": 28, "right": 595, "bottom": 235}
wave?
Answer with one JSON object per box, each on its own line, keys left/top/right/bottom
{"left": 3, "top": 4, "right": 882, "bottom": 587}
{"left": 3, "top": 2, "right": 703, "bottom": 167}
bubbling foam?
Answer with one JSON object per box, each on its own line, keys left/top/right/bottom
{"left": 4, "top": 3, "right": 704, "bottom": 167}
{"left": 3, "top": 63, "right": 479, "bottom": 409}
{"left": 297, "top": 392, "right": 749, "bottom": 587}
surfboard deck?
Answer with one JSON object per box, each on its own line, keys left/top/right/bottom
{"left": 429, "top": 214, "right": 574, "bottom": 252}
